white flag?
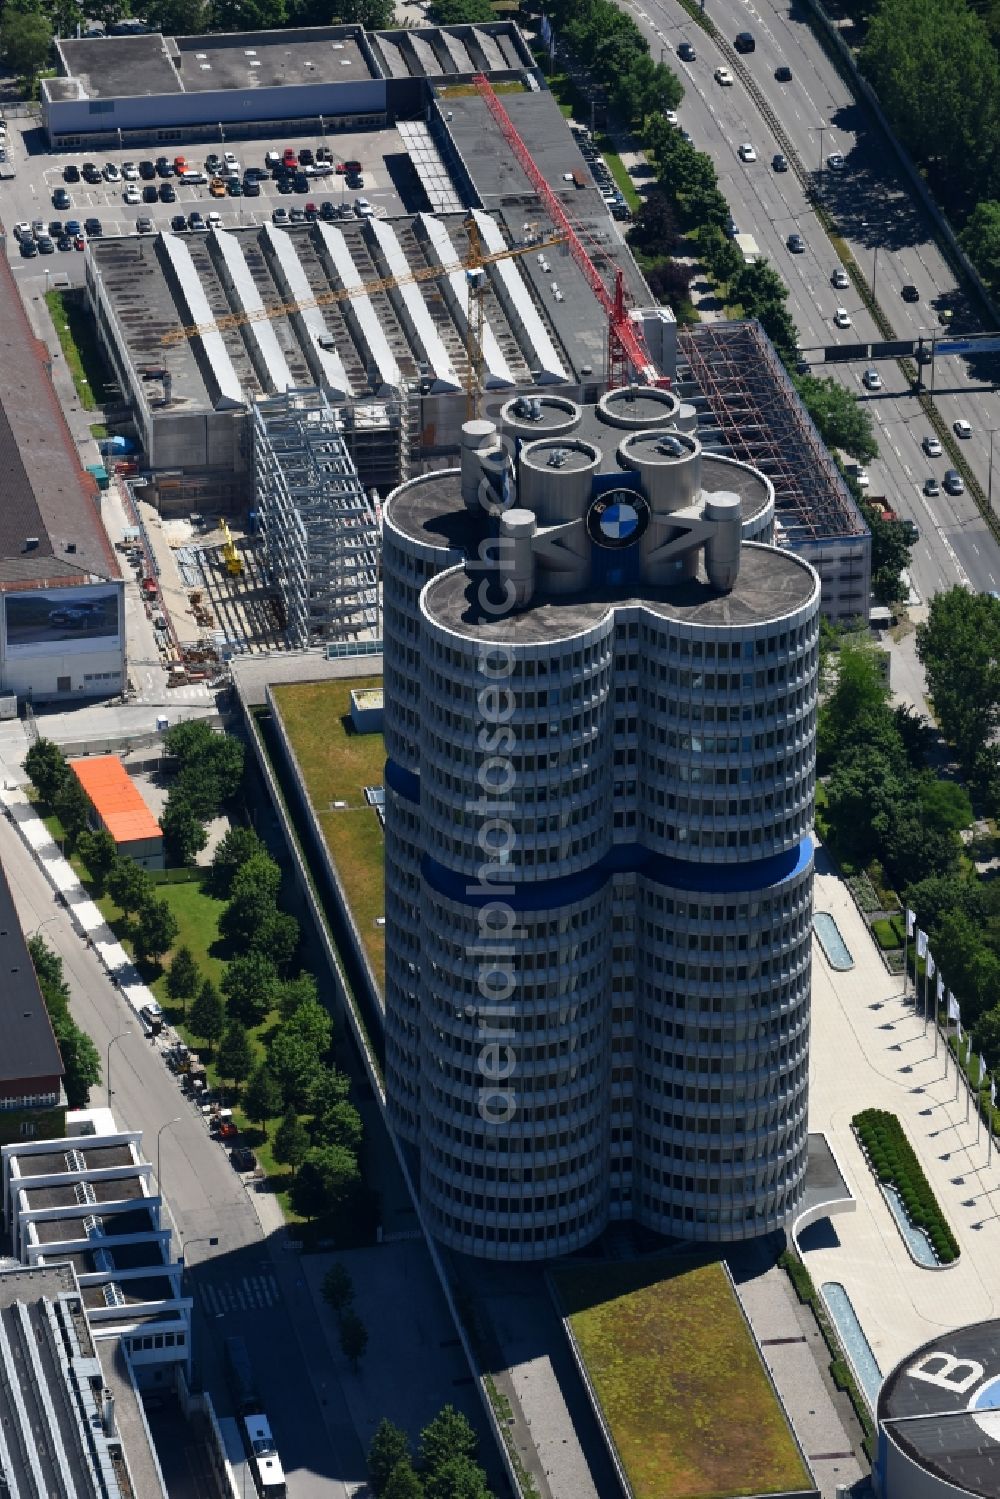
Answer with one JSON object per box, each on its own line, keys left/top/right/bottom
{"left": 906, "top": 908, "right": 916, "bottom": 937}
{"left": 948, "top": 992, "right": 960, "bottom": 1023}
{"left": 927, "top": 952, "right": 936, "bottom": 979}
{"left": 992, "top": 1076, "right": 997, "bottom": 1108}
{"left": 957, "top": 1015, "right": 963, "bottom": 1046}
{"left": 916, "top": 929, "right": 928, "bottom": 958}
{"left": 937, "top": 974, "right": 944, "bottom": 1001}
{"left": 981, "top": 1054, "right": 987, "bottom": 1085}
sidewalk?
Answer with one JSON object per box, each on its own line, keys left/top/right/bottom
{"left": 803, "top": 850, "right": 1000, "bottom": 1379}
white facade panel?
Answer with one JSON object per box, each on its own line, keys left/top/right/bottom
{"left": 368, "top": 218, "right": 460, "bottom": 392}
{"left": 262, "top": 224, "right": 353, "bottom": 398}
{"left": 159, "top": 234, "right": 243, "bottom": 408}
{"left": 417, "top": 213, "right": 514, "bottom": 389}
{"left": 471, "top": 210, "right": 567, "bottom": 383}
{"left": 315, "top": 223, "right": 401, "bottom": 392}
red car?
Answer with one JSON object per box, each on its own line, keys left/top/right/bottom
{"left": 74, "top": 235, "right": 86, "bottom": 250}
{"left": 282, "top": 146, "right": 297, "bottom": 164}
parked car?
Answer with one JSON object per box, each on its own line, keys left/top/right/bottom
{"left": 354, "top": 197, "right": 375, "bottom": 217}
{"left": 143, "top": 184, "right": 158, "bottom": 203}
{"left": 243, "top": 179, "right": 261, "bottom": 196}
{"left": 209, "top": 177, "right": 227, "bottom": 197}
{"left": 288, "top": 205, "right": 305, "bottom": 223}
{"left": 136, "top": 216, "right": 154, "bottom": 233}
{"left": 82, "top": 162, "right": 102, "bottom": 183}
{"left": 124, "top": 184, "right": 141, "bottom": 204}
{"left": 298, "top": 147, "right": 314, "bottom": 165}
{"left": 52, "top": 187, "right": 70, "bottom": 209}
{"left": 188, "top": 210, "right": 207, "bottom": 231}
{"left": 160, "top": 182, "right": 176, "bottom": 201}
{"left": 63, "top": 163, "right": 80, "bottom": 182}
{"left": 20, "top": 237, "right": 38, "bottom": 257}
{"left": 227, "top": 177, "right": 243, "bottom": 195}
{"left": 84, "top": 217, "right": 103, "bottom": 236}
{"left": 320, "top": 200, "right": 336, "bottom": 220}
{"left": 122, "top": 160, "right": 138, "bottom": 180}
{"left": 103, "top": 162, "right": 121, "bottom": 182}
{"left": 37, "top": 235, "right": 55, "bottom": 254}
{"left": 292, "top": 171, "right": 309, "bottom": 192}
{"left": 272, "top": 206, "right": 290, "bottom": 225}
{"left": 155, "top": 156, "right": 173, "bottom": 177}
{"left": 65, "top": 219, "right": 81, "bottom": 237}
{"left": 231, "top": 1146, "right": 257, "bottom": 1173}
{"left": 171, "top": 213, "right": 188, "bottom": 230}
{"left": 57, "top": 233, "right": 73, "bottom": 251}
{"left": 140, "top": 159, "right": 157, "bottom": 179}
{"left": 345, "top": 170, "right": 364, "bottom": 189}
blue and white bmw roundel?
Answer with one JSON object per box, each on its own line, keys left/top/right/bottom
{"left": 587, "top": 489, "right": 650, "bottom": 549}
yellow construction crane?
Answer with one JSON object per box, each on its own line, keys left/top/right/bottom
{"left": 218, "top": 517, "right": 243, "bottom": 577}
{"left": 160, "top": 217, "right": 567, "bottom": 419}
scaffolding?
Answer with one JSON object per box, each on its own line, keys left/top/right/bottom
{"left": 252, "top": 388, "right": 380, "bottom": 651}
{"left": 677, "top": 320, "right": 871, "bottom": 622}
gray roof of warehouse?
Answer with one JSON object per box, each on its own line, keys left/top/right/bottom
{"left": 57, "top": 24, "right": 375, "bottom": 99}
{"left": 0, "top": 858, "right": 64, "bottom": 1087}
{"left": 0, "top": 257, "right": 119, "bottom": 585}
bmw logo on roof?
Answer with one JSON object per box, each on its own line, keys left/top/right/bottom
{"left": 587, "top": 489, "right": 650, "bottom": 550}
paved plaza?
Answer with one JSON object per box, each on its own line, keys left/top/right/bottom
{"left": 805, "top": 849, "right": 1000, "bottom": 1383}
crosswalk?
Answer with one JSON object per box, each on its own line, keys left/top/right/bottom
{"left": 199, "top": 1273, "right": 280, "bottom": 1317}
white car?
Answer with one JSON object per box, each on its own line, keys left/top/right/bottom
{"left": 123, "top": 185, "right": 141, "bottom": 204}
{"left": 206, "top": 210, "right": 222, "bottom": 227}
{"left": 122, "top": 161, "right": 139, "bottom": 180}
{"left": 923, "top": 435, "right": 943, "bottom": 457}
{"left": 103, "top": 162, "right": 121, "bottom": 182}
{"left": 834, "top": 307, "right": 852, "bottom": 328}
{"left": 714, "top": 66, "right": 734, "bottom": 85}
{"left": 855, "top": 469, "right": 870, "bottom": 488}
{"left": 13, "top": 222, "right": 32, "bottom": 241}
{"left": 831, "top": 267, "right": 850, "bottom": 289}
{"left": 664, "top": 110, "right": 678, "bottom": 126}
{"left": 862, "top": 367, "right": 882, "bottom": 391}
{"left": 223, "top": 150, "right": 239, "bottom": 170}
{"left": 827, "top": 151, "right": 846, "bottom": 170}
{"left": 954, "top": 418, "right": 972, "bottom": 438}
{"left": 354, "top": 197, "right": 375, "bottom": 217}
{"left": 737, "top": 142, "right": 757, "bottom": 162}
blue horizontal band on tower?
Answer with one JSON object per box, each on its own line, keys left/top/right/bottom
{"left": 420, "top": 835, "right": 813, "bottom": 910}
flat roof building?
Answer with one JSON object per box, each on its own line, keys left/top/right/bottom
{"left": 0, "top": 1261, "right": 168, "bottom": 1499}
{"left": 0, "top": 856, "right": 65, "bottom": 1145}
{"left": 0, "top": 249, "right": 125, "bottom": 704}
{"left": 68, "top": 756, "right": 164, "bottom": 868}
{"left": 383, "top": 405, "right": 819, "bottom": 1260}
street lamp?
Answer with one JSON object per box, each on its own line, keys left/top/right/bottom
{"left": 155, "top": 1116, "right": 181, "bottom": 1202}
{"left": 989, "top": 429, "right": 1000, "bottom": 512}
{"left": 810, "top": 124, "right": 827, "bottom": 173}
{"left": 106, "top": 1029, "right": 131, "bottom": 1106}
{"left": 859, "top": 221, "right": 879, "bottom": 301}
{"left": 29, "top": 915, "right": 61, "bottom": 944}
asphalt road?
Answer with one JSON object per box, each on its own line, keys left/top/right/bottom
{"left": 0, "top": 814, "right": 362, "bottom": 1499}
{"left": 619, "top": 0, "right": 1000, "bottom": 601}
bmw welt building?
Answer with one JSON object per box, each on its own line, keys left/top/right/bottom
{"left": 382, "top": 391, "right": 820, "bottom": 1260}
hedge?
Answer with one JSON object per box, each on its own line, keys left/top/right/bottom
{"left": 853, "top": 1108, "right": 960, "bottom": 1263}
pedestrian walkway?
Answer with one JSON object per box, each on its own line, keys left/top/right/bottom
{"left": 199, "top": 1273, "right": 280, "bottom": 1317}
{"left": 802, "top": 850, "right": 1000, "bottom": 1383}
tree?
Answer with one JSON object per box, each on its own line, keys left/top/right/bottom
{"left": 817, "top": 637, "right": 892, "bottom": 770}
{"left": 795, "top": 375, "right": 879, "bottom": 463}
{"left": 211, "top": 825, "right": 267, "bottom": 897}
{"left": 252, "top": 910, "right": 300, "bottom": 971}
{"left": 0, "top": 8, "right": 53, "bottom": 78}
{"left": 278, "top": 970, "right": 320, "bottom": 1021}
{"left": 917, "top": 588, "right": 1000, "bottom": 779}
{"left": 243, "top": 1064, "right": 283, "bottom": 1131}
{"left": 145, "top": 0, "right": 208, "bottom": 31}
{"left": 369, "top": 1418, "right": 411, "bottom": 1497}
{"left": 382, "top": 1460, "right": 425, "bottom": 1499}
{"left": 164, "top": 718, "right": 217, "bottom": 764}
{"left": 419, "top": 1406, "right": 478, "bottom": 1477}
{"left": 960, "top": 199, "right": 1000, "bottom": 295}
{"left": 210, "top": 0, "right": 286, "bottom": 30}
{"left": 53, "top": 773, "right": 92, "bottom": 846}
{"left": 285, "top": 995, "right": 333, "bottom": 1058}
{"left": 313, "top": 1099, "right": 363, "bottom": 1154}
{"left": 217, "top": 1020, "right": 255, "bottom": 1094}
{"left": 973, "top": 1004, "right": 1000, "bottom": 1071}
{"left": 189, "top": 977, "right": 225, "bottom": 1050}
{"left": 161, "top": 792, "right": 208, "bottom": 866}
{"left": 166, "top": 945, "right": 200, "bottom": 1012}
{"left": 106, "top": 858, "right": 154, "bottom": 920}
{"left": 274, "top": 1105, "right": 310, "bottom": 1173}
{"left": 906, "top": 874, "right": 987, "bottom": 939}
{"left": 860, "top": 501, "right": 912, "bottom": 604}
{"left": 219, "top": 853, "right": 283, "bottom": 947}
{"left": 322, "top": 1261, "right": 355, "bottom": 1316}
{"left": 132, "top": 894, "right": 180, "bottom": 965}
{"left": 428, "top": 0, "right": 493, "bottom": 18}
{"left": 76, "top": 827, "right": 118, "bottom": 890}
{"left": 222, "top": 950, "right": 279, "bottom": 1026}
{"left": 269, "top": 1028, "right": 326, "bottom": 1111}
{"left": 290, "top": 1143, "right": 360, "bottom": 1218}
{"left": 27, "top": 934, "right": 69, "bottom": 1000}
{"left": 25, "top": 739, "right": 69, "bottom": 804}
{"left": 308, "top": 1066, "right": 350, "bottom": 1116}
{"left": 644, "top": 258, "right": 694, "bottom": 310}
{"left": 164, "top": 720, "right": 245, "bottom": 817}
{"left": 54, "top": 1019, "right": 102, "bottom": 1108}
{"left": 629, "top": 188, "right": 677, "bottom": 259}
{"left": 339, "top": 1308, "right": 368, "bottom": 1371}
{"left": 425, "top": 1457, "right": 491, "bottom": 1499}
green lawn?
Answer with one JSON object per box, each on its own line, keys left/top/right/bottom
{"left": 271, "top": 679, "right": 387, "bottom": 994}
{"left": 44, "top": 290, "right": 114, "bottom": 410}
{"left": 598, "top": 137, "right": 642, "bottom": 212}
{"left": 552, "top": 1257, "right": 812, "bottom": 1499}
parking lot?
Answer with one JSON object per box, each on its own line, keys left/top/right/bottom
{"left": 1, "top": 116, "right": 416, "bottom": 267}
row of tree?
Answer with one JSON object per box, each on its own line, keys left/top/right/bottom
{"left": 27, "top": 936, "right": 102, "bottom": 1106}
{"left": 542, "top": 0, "right": 683, "bottom": 130}
{"left": 916, "top": 587, "right": 1000, "bottom": 805}
{"left": 159, "top": 718, "right": 245, "bottom": 866}
{"left": 367, "top": 1406, "right": 494, "bottom": 1499}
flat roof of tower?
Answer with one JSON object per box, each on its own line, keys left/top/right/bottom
{"left": 423, "top": 541, "right": 818, "bottom": 644}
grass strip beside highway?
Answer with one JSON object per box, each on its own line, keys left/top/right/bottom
{"left": 552, "top": 1256, "right": 811, "bottom": 1499}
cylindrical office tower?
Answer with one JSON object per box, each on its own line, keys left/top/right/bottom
{"left": 382, "top": 420, "right": 821, "bottom": 1261}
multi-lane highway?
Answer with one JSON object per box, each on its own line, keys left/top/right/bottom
{"left": 620, "top": 0, "right": 1000, "bottom": 601}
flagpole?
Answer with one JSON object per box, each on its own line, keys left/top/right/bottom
{"left": 903, "top": 923, "right": 909, "bottom": 998}
{"left": 967, "top": 1051, "right": 973, "bottom": 1123}
{"left": 934, "top": 980, "right": 941, "bottom": 1057}
{"left": 956, "top": 1038, "right": 961, "bottom": 1099}
{"left": 923, "top": 961, "right": 929, "bottom": 1034}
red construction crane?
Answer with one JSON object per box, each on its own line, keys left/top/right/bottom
{"left": 472, "top": 73, "right": 668, "bottom": 389}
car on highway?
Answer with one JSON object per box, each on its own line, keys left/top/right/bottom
{"left": 943, "top": 469, "right": 965, "bottom": 495}
{"left": 902, "top": 518, "right": 919, "bottom": 543}
{"left": 901, "top": 283, "right": 919, "bottom": 302}
{"left": 775, "top": 64, "right": 792, "bottom": 81}
{"left": 772, "top": 152, "right": 788, "bottom": 172}
{"left": 827, "top": 152, "right": 846, "bottom": 170}
{"left": 954, "top": 418, "right": 973, "bottom": 438}
{"left": 52, "top": 186, "right": 70, "bottom": 209}
{"left": 787, "top": 232, "right": 805, "bottom": 253}
{"left": 714, "top": 66, "right": 734, "bottom": 85}
{"left": 862, "top": 367, "right": 882, "bottom": 390}
{"left": 834, "top": 307, "right": 852, "bottom": 328}
{"left": 924, "top": 476, "right": 940, "bottom": 496}
{"left": 831, "top": 267, "right": 850, "bottom": 289}
{"left": 734, "top": 30, "right": 755, "bottom": 51}
{"left": 923, "top": 434, "right": 943, "bottom": 457}
{"left": 737, "top": 142, "right": 757, "bottom": 162}
{"left": 123, "top": 184, "right": 141, "bottom": 204}
{"left": 678, "top": 40, "right": 696, "bottom": 60}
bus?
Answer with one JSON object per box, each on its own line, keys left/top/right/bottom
{"left": 242, "top": 1411, "right": 286, "bottom": 1499}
